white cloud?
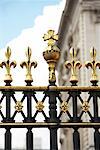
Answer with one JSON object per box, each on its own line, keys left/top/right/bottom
{"left": 0, "top": 0, "right": 65, "bottom": 86}
{"left": 0, "top": 0, "right": 65, "bottom": 149}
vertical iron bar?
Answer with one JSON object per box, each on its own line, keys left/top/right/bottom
{"left": 92, "top": 92, "right": 98, "bottom": 120}
{"left": 91, "top": 82, "right": 100, "bottom": 149}
{"left": 26, "top": 128, "right": 33, "bottom": 150}
{"left": 6, "top": 93, "right": 10, "bottom": 120}
{"left": 69, "top": 91, "right": 81, "bottom": 122}
{"left": 72, "top": 92, "right": 78, "bottom": 121}
{"left": 27, "top": 92, "right": 32, "bottom": 120}
{"left": 25, "top": 81, "right": 34, "bottom": 150}
{"left": 48, "top": 91, "right": 59, "bottom": 122}
{"left": 2, "top": 91, "right": 14, "bottom": 122}
{"left": 90, "top": 82, "right": 99, "bottom": 121}
{"left": 47, "top": 90, "right": 59, "bottom": 150}
{"left": 24, "top": 81, "right": 34, "bottom": 122}
{"left": 50, "top": 127, "right": 58, "bottom": 150}
{"left": 90, "top": 82, "right": 100, "bottom": 149}
{"left": 94, "top": 129, "right": 100, "bottom": 150}
{"left": 70, "top": 89, "right": 81, "bottom": 150}
{"left": 4, "top": 82, "right": 13, "bottom": 150}
{"left": 23, "top": 91, "right": 35, "bottom": 122}
{"left": 5, "top": 128, "right": 11, "bottom": 150}
{"left": 73, "top": 128, "right": 80, "bottom": 150}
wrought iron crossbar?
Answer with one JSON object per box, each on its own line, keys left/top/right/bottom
{"left": 0, "top": 30, "right": 100, "bottom": 150}
{"left": 0, "top": 85, "right": 100, "bottom": 150}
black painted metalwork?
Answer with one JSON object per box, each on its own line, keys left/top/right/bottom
{"left": 47, "top": 88, "right": 60, "bottom": 150}
{"left": 26, "top": 127, "right": 33, "bottom": 150}
{"left": 0, "top": 81, "right": 99, "bottom": 150}
{"left": 0, "top": 43, "right": 99, "bottom": 150}
{"left": 73, "top": 128, "right": 80, "bottom": 150}
{"left": 5, "top": 127, "right": 11, "bottom": 150}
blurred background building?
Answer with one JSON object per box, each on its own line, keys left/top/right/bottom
{"left": 34, "top": 137, "right": 42, "bottom": 149}
{"left": 57, "top": 0, "right": 100, "bottom": 149}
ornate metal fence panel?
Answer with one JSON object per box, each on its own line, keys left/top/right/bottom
{"left": 0, "top": 30, "right": 100, "bottom": 150}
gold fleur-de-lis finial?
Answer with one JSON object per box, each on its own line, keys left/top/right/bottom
{"left": 43, "top": 29, "right": 58, "bottom": 47}
{"left": 0, "top": 46, "right": 16, "bottom": 82}
{"left": 20, "top": 47, "right": 37, "bottom": 82}
{"left": 65, "top": 47, "right": 82, "bottom": 84}
{"left": 85, "top": 47, "right": 100, "bottom": 83}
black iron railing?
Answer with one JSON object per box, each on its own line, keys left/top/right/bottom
{"left": 0, "top": 30, "right": 99, "bottom": 150}
{"left": 0, "top": 85, "right": 99, "bottom": 150}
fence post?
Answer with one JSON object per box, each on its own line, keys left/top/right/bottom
{"left": 5, "top": 127, "right": 11, "bottom": 150}
{"left": 26, "top": 127, "right": 33, "bottom": 150}
{"left": 48, "top": 90, "right": 59, "bottom": 150}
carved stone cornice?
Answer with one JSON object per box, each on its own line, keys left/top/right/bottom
{"left": 58, "top": 0, "right": 100, "bottom": 49}
{"left": 81, "top": 0, "right": 100, "bottom": 23}
{"left": 58, "top": 0, "right": 79, "bottom": 49}
{"left": 80, "top": 0, "right": 100, "bottom": 11}
{"left": 94, "top": 9, "right": 100, "bottom": 23}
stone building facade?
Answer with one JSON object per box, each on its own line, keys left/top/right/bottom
{"left": 57, "top": 0, "right": 100, "bottom": 149}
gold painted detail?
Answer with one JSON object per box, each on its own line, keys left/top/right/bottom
{"left": 35, "top": 101, "right": 44, "bottom": 112}
{"left": 15, "top": 101, "right": 23, "bottom": 112}
{"left": 60, "top": 101, "right": 68, "bottom": 113}
{"left": 85, "top": 47, "right": 100, "bottom": 82}
{"left": 43, "top": 30, "right": 60, "bottom": 83}
{"left": 43, "top": 30, "right": 58, "bottom": 47}
{"left": 0, "top": 47, "right": 16, "bottom": 82}
{"left": 48, "top": 62, "right": 56, "bottom": 82}
{"left": 20, "top": 47, "right": 37, "bottom": 82}
{"left": 65, "top": 47, "right": 82, "bottom": 83}
{"left": 0, "top": 86, "right": 99, "bottom": 91}
{"left": 82, "top": 101, "right": 90, "bottom": 113}
{"left": 1, "top": 122, "right": 100, "bottom": 126}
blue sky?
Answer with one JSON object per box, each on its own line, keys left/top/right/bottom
{"left": 0, "top": 0, "right": 61, "bottom": 48}
{"left": 0, "top": 1, "right": 65, "bottom": 148}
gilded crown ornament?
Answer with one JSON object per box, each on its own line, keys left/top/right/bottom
{"left": 0, "top": 46, "right": 16, "bottom": 83}
{"left": 65, "top": 47, "right": 82, "bottom": 84}
{"left": 20, "top": 47, "right": 37, "bottom": 82}
{"left": 85, "top": 47, "right": 100, "bottom": 83}
{"left": 43, "top": 30, "right": 60, "bottom": 85}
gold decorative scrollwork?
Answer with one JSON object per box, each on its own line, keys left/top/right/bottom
{"left": 82, "top": 101, "right": 90, "bottom": 113}
{"left": 15, "top": 101, "right": 23, "bottom": 112}
{"left": 60, "top": 101, "right": 69, "bottom": 113}
{"left": 35, "top": 101, "right": 44, "bottom": 112}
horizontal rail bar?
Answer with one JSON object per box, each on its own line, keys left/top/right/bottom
{"left": 0, "top": 86, "right": 99, "bottom": 91}
{"left": 0, "top": 122, "right": 100, "bottom": 128}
